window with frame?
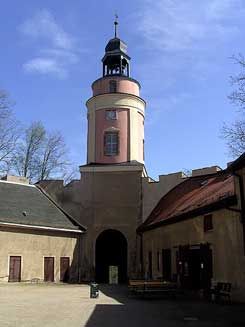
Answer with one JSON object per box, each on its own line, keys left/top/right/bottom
{"left": 104, "top": 131, "right": 119, "bottom": 156}
{"left": 109, "top": 80, "right": 117, "bottom": 93}
{"left": 204, "top": 214, "right": 213, "bottom": 232}
{"left": 106, "top": 110, "right": 117, "bottom": 120}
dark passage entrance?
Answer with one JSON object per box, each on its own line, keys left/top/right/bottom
{"left": 95, "top": 229, "right": 127, "bottom": 283}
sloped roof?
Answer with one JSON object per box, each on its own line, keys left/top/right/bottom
{"left": 138, "top": 172, "right": 236, "bottom": 232}
{"left": 0, "top": 180, "right": 86, "bottom": 232}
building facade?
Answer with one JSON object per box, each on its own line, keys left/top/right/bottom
{"left": 0, "top": 176, "right": 86, "bottom": 283}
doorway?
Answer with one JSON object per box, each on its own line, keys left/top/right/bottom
{"left": 9, "top": 256, "right": 21, "bottom": 282}
{"left": 44, "top": 257, "right": 54, "bottom": 282}
{"left": 95, "top": 229, "right": 127, "bottom": 283}
{"left": 162, "top": 248, "right": 171, "bottom": 281}
{"left": 60, "top": 257, "right": 70, "bottom": 282}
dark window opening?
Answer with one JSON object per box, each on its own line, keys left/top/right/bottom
{"left": 204, "top": 214, "right": 213, "bottom": 232}
{"left": 109, "top": 80, "right": 117, "bottom": 93}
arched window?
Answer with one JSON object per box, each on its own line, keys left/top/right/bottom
{"left": 104, "top": 131, "right": 119, "bottom": 156}
{"left": 109, "top": 80, "right": 117, "bottom": 93}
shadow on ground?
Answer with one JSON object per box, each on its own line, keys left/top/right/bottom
{"left": 85, "top": 285, "right": 245, "bottom": 327}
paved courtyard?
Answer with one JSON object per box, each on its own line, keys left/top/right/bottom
{"left": 0, "top": 283, "right": 244, "bottom": 327}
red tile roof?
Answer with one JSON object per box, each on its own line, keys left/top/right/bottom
{"left": 138, "top": 172, "right": 236, "bottom": 232}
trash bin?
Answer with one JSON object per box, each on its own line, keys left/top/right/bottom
{"left": 90, "top": 282, "right": 99, "bottom": 298}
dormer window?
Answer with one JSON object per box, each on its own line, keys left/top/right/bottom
{"left": 106, "top": 110, "right": 117, "bottom": 120}
{"left": 109, "top": 80, "right": 117, "bottom": 93}
{"left": 104, "top": 131, "right": 119, "bottom": 156}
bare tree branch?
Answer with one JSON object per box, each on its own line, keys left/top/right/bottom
{"left": 0, "top": 90, "right": 20, "bottom": 175}
{"left": 228, "top": 54, "right": 245, "bottom": 112}
{"left": 221, "top": 120, "right": 245, "bottom": 157}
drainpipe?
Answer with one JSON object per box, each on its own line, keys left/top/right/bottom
{"left": 233, "top": 172, "right": 245, "bottom": 254}
{"left": 139, "top": 232, "right": 144, "bottom": 278}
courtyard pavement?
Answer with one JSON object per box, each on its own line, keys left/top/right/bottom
{"left": 0, "top": 283, "right": 244, "bottom": 327}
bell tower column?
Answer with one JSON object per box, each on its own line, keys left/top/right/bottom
{"left": 86, "top": 19, "right": 146, "bottom": 165}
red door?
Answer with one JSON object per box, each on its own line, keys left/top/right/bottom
{"left": 44, "top": 257, "right": 54, "bottom": 282}
{"left": 60, "top": 257, "right": 70, "bottom": 282}
{"left": 9, "top": 256, "right": 21, "bottom": 282}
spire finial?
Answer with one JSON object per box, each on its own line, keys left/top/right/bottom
{"left": 114, "top": 13, "right": 118, "bottom": 38}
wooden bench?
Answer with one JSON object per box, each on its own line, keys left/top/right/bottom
{"left": 210, "top": 282, "right": 232, "bottom": 303}
{"left": 128, "top": 280, "right": 177, "bottom": 297}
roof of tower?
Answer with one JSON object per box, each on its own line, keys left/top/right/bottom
{"left": 105, "top": 37, "right": 127, "bottom": 54}
{"left": 102, "top": 15, "right": 130, "bottom": 62}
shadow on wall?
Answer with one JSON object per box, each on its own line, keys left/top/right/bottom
{"left": 69, "top": 233, "right": 83, "bottom": 283}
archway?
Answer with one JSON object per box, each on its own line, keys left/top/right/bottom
{"left": 95, "top": 229, "right": 127, "bottom": 283}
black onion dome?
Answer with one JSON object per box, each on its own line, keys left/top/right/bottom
{"left": 105, "top": 37, "right": 128, "bottom": 54}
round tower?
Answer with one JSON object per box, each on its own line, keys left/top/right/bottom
{"left": 86, "top": 19, "right": 146, "bottom": 165}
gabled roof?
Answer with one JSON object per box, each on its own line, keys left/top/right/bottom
{"left": 138, "top": 172, "right": 236, "bottom": 232}
{"left": 0, "top": 180, "right": 86, "bottom": 233}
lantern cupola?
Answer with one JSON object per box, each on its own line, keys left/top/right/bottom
{"left": 102, "top": 17, "right": 130, "bottom": 77}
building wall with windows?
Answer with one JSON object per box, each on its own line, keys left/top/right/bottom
{"left": 0, "top": 227, "right": 81, "bottom": 283}
{"left": 141, "top": 208, "right": 245, "bottom": 300}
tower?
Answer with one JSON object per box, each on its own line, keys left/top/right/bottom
{"left": 86, "top": 18, "right": 146, "bottom": 165}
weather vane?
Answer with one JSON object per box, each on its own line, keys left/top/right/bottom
{"left": 114, "top": 12, "right": 118, "bottom": 38}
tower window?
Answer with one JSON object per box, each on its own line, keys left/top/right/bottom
{"left": 109, "top": 80, "right": 117, "bottom": 93}
{"left": 106, "top": 110, "right": 117, "bottom": 120}
{"left": 104, "top": 132, "right": 119, "bottom": 156}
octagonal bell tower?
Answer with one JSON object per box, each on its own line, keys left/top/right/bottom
{"left": 86, "top": 18, "right": 146, "bottom": 165}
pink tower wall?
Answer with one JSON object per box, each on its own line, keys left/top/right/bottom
{"left": 88, "top": 76, "right": 144, "bottom": 164}
{"left": 95, "top": 108, "right": 129, "bottom": 163}
{"left": 92, "top": 77, "right": 139, "bottom": 96}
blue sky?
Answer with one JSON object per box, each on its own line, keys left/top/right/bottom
{"left": 0, "top": 0, "right": 244, "bottom": 179}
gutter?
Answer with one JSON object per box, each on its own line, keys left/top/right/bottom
{"left": 232, "top": 172, "right": 245, "bottom": 223}
{"left": 0, "top": 221, "right": 83, "bottom": 234}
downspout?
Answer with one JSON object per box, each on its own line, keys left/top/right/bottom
{"left": 139, "top": 232, "right": 144, "bottom": 278}
{"left": 78, "top": 233, "right": 81, "bottom": 283}
{"left": 233, "top": 172, "right": 245, "bottom": 254}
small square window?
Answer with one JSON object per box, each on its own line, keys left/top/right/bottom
{"left": 109, "top": 80, "right": 117, "bottom": 93}
{"left": 204, "top": 214, "right": 213, "bottom": 232}
{"left": 106, "top": 110, "right": 117, "bottom": 120}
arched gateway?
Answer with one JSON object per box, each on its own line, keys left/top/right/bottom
{"left": 95, "top": 229, "right": 127, "bottom": 283}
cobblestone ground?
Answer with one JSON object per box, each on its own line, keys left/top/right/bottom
{"left": 0, "top": 283, "right": 244, "bottom": 327}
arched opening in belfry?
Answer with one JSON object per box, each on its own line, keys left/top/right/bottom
{"left": 95, "top": 229, "right": 127, "bottom": 283}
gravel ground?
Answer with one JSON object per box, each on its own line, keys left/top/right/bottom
{"left": 0, "top": 283, "right": 244, "bottom": 327}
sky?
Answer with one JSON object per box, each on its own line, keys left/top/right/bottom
{"left": 0, "top": 0, "right": 244, "bottom": 179}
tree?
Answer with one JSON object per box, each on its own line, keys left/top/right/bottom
{"left": 36, "top": 131, "right": 68, "bottom": 181}
{"left": 222, "top": 55, "right": 245, "bottom": 157}
{"left": 13, "top": 121, "right": 46, "bottom": 180}
{"left": 12, "top": 121, "right": 71, "bottom": 182}
{"left": 0, "top": 90, "right": 20, "bottom": 174}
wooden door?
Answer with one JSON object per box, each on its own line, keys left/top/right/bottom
{"left": 44, "top": 257, "right": 54, "bottom": 282}
{"left": 9, "top": 256, "right": 21, "bottom": 282}
{"left": 60, "top": 257, "right": 70, "bottom": 282}
{"left": 162, "top": 249, "right": 171, "bottom": 281}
